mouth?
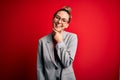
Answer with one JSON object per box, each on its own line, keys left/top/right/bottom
{"left": 54, "top": 23, "right": 63, "bottom": 32}
{"left": 55, "top": 24, "right": 62, "bottom": 28}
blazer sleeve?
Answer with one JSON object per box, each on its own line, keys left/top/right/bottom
{"left": 37, "top": 40, "right": 45, "bottom": 80}
{"left": 56, "top": 34, "right": 78, "bottom": 68}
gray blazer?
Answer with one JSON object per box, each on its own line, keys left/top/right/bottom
{"left": 37, "top": 31, "right": 78, "bottom": 80}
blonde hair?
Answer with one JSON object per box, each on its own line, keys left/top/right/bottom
{"left": 53, "top": 6, "right": 72, "bottom": 23}
{"left": 62, "top": 6, "right": 72, "bottom": 13}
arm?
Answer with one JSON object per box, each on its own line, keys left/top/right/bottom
{"left": 37, "top": 40, "right": 45, "bottom": 80}
{"left": 56, "top": 34, "right": 78, "bottom": 68}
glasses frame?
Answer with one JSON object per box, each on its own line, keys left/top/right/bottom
{"left": 54, "top": 15, "right": 69, "bottom": 23}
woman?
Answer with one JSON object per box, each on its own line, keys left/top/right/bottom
{"left": 37, "top": 6, "right": 78, "bottom": 80}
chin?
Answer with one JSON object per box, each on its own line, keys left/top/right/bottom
{"left": 56, "top": 29, "right": 62, "bottom": 32}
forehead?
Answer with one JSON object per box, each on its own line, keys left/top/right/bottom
{"left": 56, "top": 11, "right": 69, "bottom": 19}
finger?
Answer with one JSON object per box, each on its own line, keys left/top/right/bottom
{"left": 53, "top": 23, "right": 59, "bottom": 30}
{"left": 52, "top": 28, "right": 58, "bottom": 33}
{"left": 53, "top": 27, "right": 61, "bottom": 32}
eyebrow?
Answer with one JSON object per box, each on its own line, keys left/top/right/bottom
{"left": 56, "top": 15, "right": 68, "bottom": 20}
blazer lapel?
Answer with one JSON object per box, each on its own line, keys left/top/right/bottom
{"left": 45, "top": 31, "right": 67, "bottom": 67}
{"left": 46, "top": 33, "right": 58, "bottom": 67}
{"left": 62, "top": 31, "right": 67, "bottom": 41}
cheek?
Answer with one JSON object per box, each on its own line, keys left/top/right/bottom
{"left": 63, "top": 24, "right": 68, "bottom": 28}
{"left": 53, "top": 18, "right": 58, "bottom": 23}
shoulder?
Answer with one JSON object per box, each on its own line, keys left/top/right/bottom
{"left": 65, "top": 31, "right": 77, "bottom": 39}
{"left": 38, "top": 33, "right": 51, "bottom": 43}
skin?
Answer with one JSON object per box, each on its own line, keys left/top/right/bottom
{"left": 52, "top": 11, "right": 70, "bottom": 43}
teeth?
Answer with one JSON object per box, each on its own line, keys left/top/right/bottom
{"left": 57, "top": 24, "right": 61, "bottom": 27}
{"left": 56, "top": 26, "right": 61, "bottom": 28}
{"left": 57, "top": 26, "right": 61, "bottom": 27}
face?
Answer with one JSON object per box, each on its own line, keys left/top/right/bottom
{"left": 53, "top": 11, "right": 69, "bottom": 32}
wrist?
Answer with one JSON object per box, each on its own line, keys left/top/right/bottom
{"left": 57, "top": 40, "right": 62, "bottom": 43}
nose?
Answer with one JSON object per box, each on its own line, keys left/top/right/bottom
{"left": 58, "top": 19, "right": 62, "bottom": 23}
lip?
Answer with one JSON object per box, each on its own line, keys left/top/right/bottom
{"left": 53, "top": 24, "right": 62, "bottom": 32}
{"left": 55, "top": 23, "right": 63, "bottom": 27}
{"left": 56, "top": 26, "right": 61, "bottom": 28}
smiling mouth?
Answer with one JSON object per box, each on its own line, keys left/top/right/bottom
{"left": 53, "top": 24, "right": 63, "bottom": 32}
{"left": 56, "top": 25, "right": 61, "bottom": 28}
{"left": 55, "top": 24, "right": 63, "bottom": 28}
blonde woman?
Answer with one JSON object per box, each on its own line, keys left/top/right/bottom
{"left": 37, "top": 6, "right": 78, "bottom": 80}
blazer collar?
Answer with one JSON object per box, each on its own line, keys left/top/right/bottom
{"left": 46, "top": 31, "right": 67, "bottom": 67}
{"left": 47, "top": 31, "right": 67, "bottom": 43}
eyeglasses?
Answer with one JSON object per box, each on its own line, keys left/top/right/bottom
{"left": 55, "top": 15, "right": 69, "bottom": 23}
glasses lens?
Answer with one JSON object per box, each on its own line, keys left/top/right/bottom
{"left": 55, "top": 15, "right": 68, "bottom": 23}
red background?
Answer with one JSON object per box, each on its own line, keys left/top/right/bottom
{"left": 0, "top": 0, "right": 119, "bottom": 80}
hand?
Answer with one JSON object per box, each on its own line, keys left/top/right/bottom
{"left": 52, "top": 27, "right": 63, "bottom": 43}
